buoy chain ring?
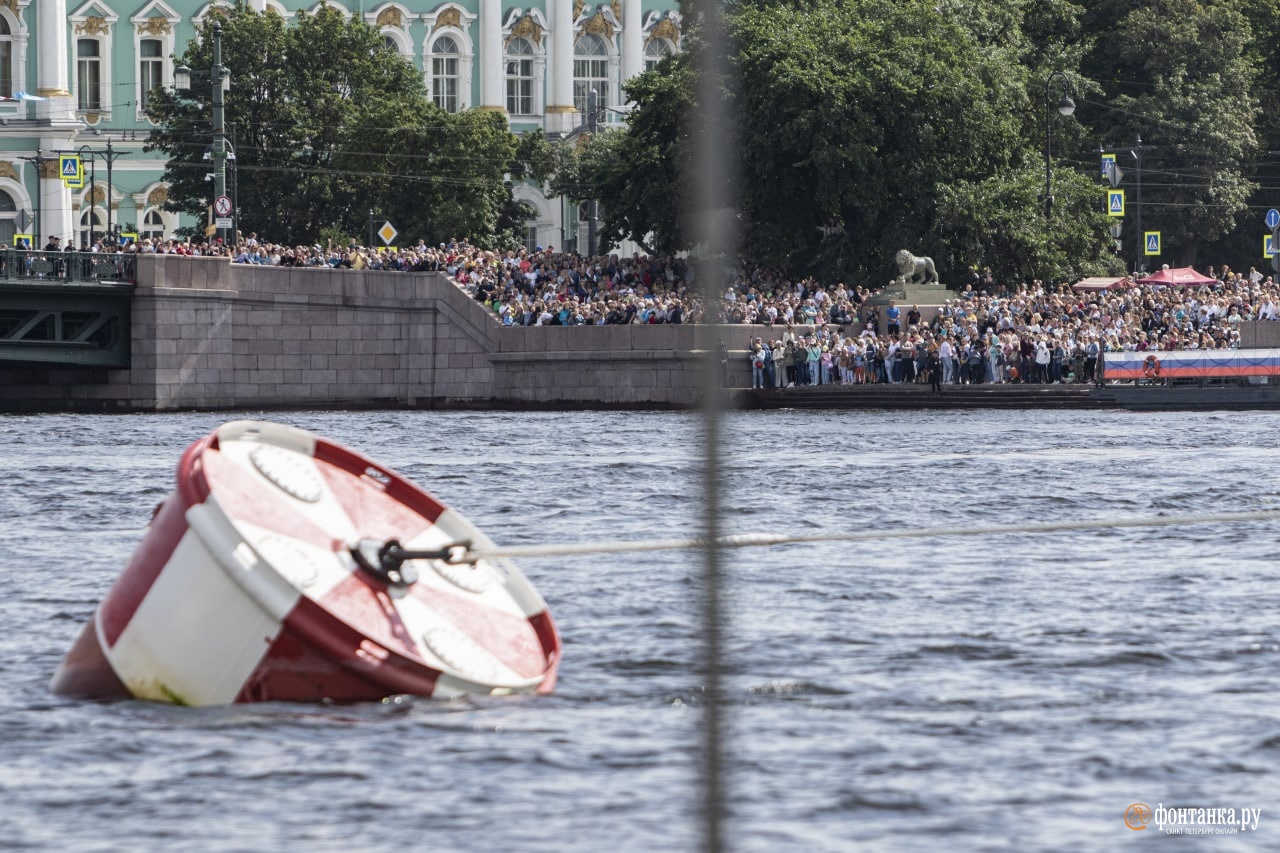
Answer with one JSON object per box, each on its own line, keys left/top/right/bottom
{"left": 1143, "top": 355, "right": 1162, "bottom": 378}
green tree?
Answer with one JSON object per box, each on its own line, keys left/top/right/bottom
{"left": 1081, "top": 0, "right": 1259, "bottom": 267}
{"left": 145, "top": 4, "right": 524, "bottom": 247}
{"left": 577, "top": 54, "right": 697, "bottom": 255}
{"left": 586, "top": 0, "right": 1120, "bottom": 283}
{"left": 1200, "top": 0, "right": 1280, "bottom": 269}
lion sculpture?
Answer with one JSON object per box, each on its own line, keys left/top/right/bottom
{"left": 895, "top": 249, "right": 940, "bottom": 287}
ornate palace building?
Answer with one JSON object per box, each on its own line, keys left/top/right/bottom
{"left": 0, "top": 0, "right": 680, "bottom": 249}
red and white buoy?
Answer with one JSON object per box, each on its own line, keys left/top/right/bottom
{"left": 50, "top": 421, "right": 560, "bottom": 705}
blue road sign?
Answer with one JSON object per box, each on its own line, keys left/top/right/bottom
{"left": 1267, "top": 208, "right": 1280, "bottom": 229}
{"left": 1145, "top": 232, "right": 1161, "bottom": 256}
{"left": 1108, "top": 190, "right": 1125, "bottom": 217}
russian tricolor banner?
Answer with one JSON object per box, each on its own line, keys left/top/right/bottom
{"left": 1105, "top": 348, "right": 1280, "bottom": 379}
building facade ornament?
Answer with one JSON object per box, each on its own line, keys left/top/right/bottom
{"left": 0, "top": 162, "right": 15, "bottom": 181}
{"left": 647, "top": 16, "right": 679, "bottom": 45}
{"left": 581, "top": 11, "right": 614, "bottom": 40}
{"left": 376, "top": 8, "right": 403, "bottom": 28}
{"left": 40, "top": 159, "right": 61, "bottom": 179}
{"left": 137, "top": 16, "right": 172, "bottom": 36}
{"left": 75, "top": 16, "right": 111, "bottom": 37}
{"left": 434, "top": 7, "right": 461, "bottom": 31}
{"left": 147, "top": 186, "right": 168, "bottom": 207}
{"left": 506, "top": 12, "right": 543, "bottom": 46}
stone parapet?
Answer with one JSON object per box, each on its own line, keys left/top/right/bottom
{"left": 2, "top": 258, "right": 754, "bottom": 410}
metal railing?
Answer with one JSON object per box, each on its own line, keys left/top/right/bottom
{"left": 2, "top": 250, "right": 138, "bottom": 285}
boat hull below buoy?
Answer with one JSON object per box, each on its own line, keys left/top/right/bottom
{"left": 50, "top": 421, "right": 560, "bottom": 705}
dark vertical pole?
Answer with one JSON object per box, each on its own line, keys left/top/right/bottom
{"left": 229, "top": 126, "right": 238, "bottom": 242}
{"left": 31, "top": 148, "right": 41, "bottom": 252}
{"left": 105, "top": 138, "right": 114, "bottom": 241}
{"left": 690, "top": 0, "right": 737, "bottom": 849}
{"left": 88, "top": 154, "right": 97, "bottom": 248}
{"left": 212, "top": 22, "right": 228, "bottom": 246}
{"left": 1134, "top": 134, "right": 1143, "bottom": 275}
{"left": 368, "top": 209, "right": 375, "bottom": 249}
{"left": 1043, "top": 79, "right": 1053, "bottom": 218}
{"left": 588, "top": 88, "right": 599, "bottom": 257}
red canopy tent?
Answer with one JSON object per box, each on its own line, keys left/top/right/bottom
{"left": 1071, "top": 276, "right": 1135, "bottom": 292}
{"left": 1135, "top": 267, "right": 1219, "bottom": 287}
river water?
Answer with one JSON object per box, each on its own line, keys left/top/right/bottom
{"left": 1, "top": 409, "right": 1277, "bottom": 850}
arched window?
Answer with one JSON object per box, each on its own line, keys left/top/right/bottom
{"left": 506, "top": 37, "right": 535, "bottom": 115}
{"left": 77, "top": 40, "right": 103, "bottom": 111}
{"left": 139, "top": 39, "right": 163, "bottom": 112}
{"left": 431, "top": 35, "right": 460, "bottom": 112}
{"left": 79, "top": 206, "right": 107, "bottom": 248}
{"left": 573, "top": 34, "right": 609, "bottom": 114}
{"left": 644, "top": 39, "right": 673, "bottom": 73}
{"left": 141, "top": 209, "right": 166, "bottom": 240}
{"left": 384, "top": 35, "right": 400, "bottom": 54}
{"left": 0, "top": 189, "right": 15, "bottom": 247}
{"left": 0, "top": 18, "right": 13, "bottom": 99}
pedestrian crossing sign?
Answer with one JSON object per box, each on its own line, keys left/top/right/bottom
{"left": 1144, "top": 231, "right": 1161, "bottom": 256}
{"left": 1266, "top": 235, "right": 1277, "bottom": 257}
{"left": 13, "top": 233, "right": 30, "bottom": 249}
{"left": 1108, "top": 189, "right": 1125, "bottom": 217}
{"left": 1100, "top": 152, "right": 1116, "bottom": 180}
{"left": 59, "top": 155, "right": 83, "bottom": 188}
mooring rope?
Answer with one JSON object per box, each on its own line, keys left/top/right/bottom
{"left": 448, "top": 507, "right": 1280, "bottom": 564}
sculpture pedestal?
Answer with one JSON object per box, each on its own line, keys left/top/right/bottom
{"left": 861, "top": 285, "right": 956, "bottom": 337}
{"left": 865, "top": 284, "right": 955, "bottom": 308}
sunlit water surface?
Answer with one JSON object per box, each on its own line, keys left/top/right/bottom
{"left": 2, "top": 409, "right": 1277, "bottom": 850}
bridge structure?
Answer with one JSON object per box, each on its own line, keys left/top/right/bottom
{"left": 0, "top": 251, "right": 137, "bottom": 368}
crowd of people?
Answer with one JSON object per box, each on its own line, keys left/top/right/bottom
{"left": 742, "top": 263, "right": 1280, "bottom": 388}
{"left": 45, "top": 231, "right": 1280, "bottom": 375}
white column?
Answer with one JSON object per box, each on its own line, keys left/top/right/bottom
{"left": 35, "top": 0, "right": 78, "bottom": 239}
{"left": 545, "top": 0, "right": 576, "bottom": 133}
{"left": 40, "top": 158, "right": 73, "bottom": 244}
{"left": 36, "top": 0, "right": 77, "bottom": 122}
{"left": 622, "top": 0, "right": 642, "bottom": 85}
{"left": 479, "top": 0, "right": 504, "bottom": 111}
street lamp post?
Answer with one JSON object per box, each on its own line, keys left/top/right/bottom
{"left": 78, "top": 145, "right": 98, "bottom": 248}
{"left": 176, "top": 21, "right": 230, "bottom": 246}
{"left": 18, "top": 148, "right": 48, "bottom": 250}
{"left": 1043, "top": 71, "right": 1076, "bottom": 217}
{"left": 73, "top": 140, "right": 128, "bottom": 248}
{"left": 1133, "top": 134, "right": 1145, "bottom": 274}
{"left": 586, "top": 88, "right": 604, "bottom": 257}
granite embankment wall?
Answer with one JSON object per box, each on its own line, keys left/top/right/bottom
{"left": 0, "top": 256, "right": 746, "bottom": 411}
{"left": 8, "top": 259, "right": 1279, "bottom": 412}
